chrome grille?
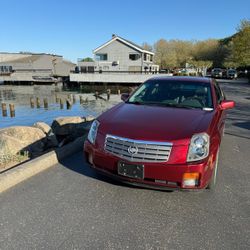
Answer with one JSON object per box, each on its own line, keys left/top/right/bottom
{"left": 105, "top": 134, "right": 172, "bottom": 163}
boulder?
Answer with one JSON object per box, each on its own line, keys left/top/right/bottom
{"left": 0, "top": 134, "right": 26, "bottom": 157}
{"left": 51, "top": 116, "right": 95, "bottom": 140}
{"left": 51, "top": 116, "right": 85, "bottom": 136}
{"left": 33, "top": 122, "right": 51, "bottom": 135}
{"left": 0, "top": 126, "right": 46, "bottom": 156}
{"left": 84, "top": 115, "right": 95, "bottom": 122}
{"left": 33, "top": 122, "right": 58, "bottom": 147}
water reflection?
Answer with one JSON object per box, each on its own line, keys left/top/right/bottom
{"left": 0, "top": 84, "right": 127, "bottom": 128}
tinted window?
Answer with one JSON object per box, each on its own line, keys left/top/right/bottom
{"left": 128, "top": 80, "right": 213, "bottom": 109}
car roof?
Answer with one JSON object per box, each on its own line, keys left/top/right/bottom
{"left": 147, "top": 76, "right": 212, "bottom": 84}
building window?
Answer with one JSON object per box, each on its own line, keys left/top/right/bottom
{"left": 144, "top": 54, "right": 147, "bottom": 61}
{"left": 129, "top": 54, "right": 141, "bottom": 61}
{"left": 95, "top": 54, "right": 108, "bottom": 61}
{"left": 150, "top": 55, "right": 153, "bottom": 62}
{"left": 103, "top": 66, "right": 109, "bottom": 70}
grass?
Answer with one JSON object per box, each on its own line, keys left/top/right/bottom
{"left": 0, "top": 151, "right": 30, "bottom": 171}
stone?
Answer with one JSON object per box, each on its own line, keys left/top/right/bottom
{"left": 84, "top": 115, "right": 95, "bottom": 122}
{"left": 0, "top": 126, "right": 46, "bottom": 156}
{"left": 33, "top": 122, "right": 58, "bottom": 147}
{"left": 51, "top": 116, "right": 85, "bottom": 136}
{"left": 0, "top": 134, "right": 26, "bottom": 156}
{"left": 33, "top": 122, "right": 52, "bottom": 135}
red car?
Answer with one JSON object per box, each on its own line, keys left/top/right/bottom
{"left": 84, "top": 77, "right": 235, "bottom": 190}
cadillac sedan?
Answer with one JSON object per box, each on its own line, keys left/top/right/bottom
{"left": 84, "top": 77, "right": 235, "bottom": 190}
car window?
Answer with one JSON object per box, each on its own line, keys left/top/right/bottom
{"left": 214, "top": 81, "right": 224, "bottom": 103}
{"left": 128, "top": 80, "right": 213, "bottom": 109}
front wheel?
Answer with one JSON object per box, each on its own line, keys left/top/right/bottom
{"left": 207, "top": 149, "right": 220, "bottom": 190}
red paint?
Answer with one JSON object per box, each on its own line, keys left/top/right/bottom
{"left": 84, "top": 77, "right": 235, "bottom": 190}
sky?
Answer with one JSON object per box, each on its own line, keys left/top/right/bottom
{"left": 0, "top": 0, "right": 249, "bottom": 62}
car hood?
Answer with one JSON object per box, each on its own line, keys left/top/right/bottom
{"left": 98, "top": 103, "right": 214, "bottom": 145}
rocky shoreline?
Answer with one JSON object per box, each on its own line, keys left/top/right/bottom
{"left": 0, "top": 115, "right": 95, "bottom": 172}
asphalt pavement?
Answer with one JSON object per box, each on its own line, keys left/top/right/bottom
{"left": 0, "top": 80, "right": 250, "bottom": 250}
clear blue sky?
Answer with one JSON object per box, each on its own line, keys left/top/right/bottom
{"left": 1, "top": 0, "right": 249, "bottom": 62}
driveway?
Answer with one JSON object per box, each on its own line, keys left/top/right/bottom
{"left": 0, "top": 81, "right": 249, "bottom": 250}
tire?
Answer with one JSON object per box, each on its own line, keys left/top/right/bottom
{"left": 207, "top": 149, "right": 219, "bottom": 190}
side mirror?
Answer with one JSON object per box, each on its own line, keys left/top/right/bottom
{"left": 220, "top": 100, "right": 235, "bottom": 110}
{"left": 121, "top": 93, "right": 129, "bottom": 102}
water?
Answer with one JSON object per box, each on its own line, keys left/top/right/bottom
{"left": 0, "top": 84, "right": 122, "bottom": 129}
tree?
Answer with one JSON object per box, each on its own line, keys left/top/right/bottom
{"left": 81, "top": 57, "right": 94, "bottom": 62}
{"left": 154, "top": 39, "right": 179, "bottom": 69}
{"left": 230, "top": 19, "right": 250, "bottom": 67}
{"left": 142, "top": 42, "right": 153, "bottom": 52}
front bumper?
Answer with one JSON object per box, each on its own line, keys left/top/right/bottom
{"left": 84, "top": 140, "right": 213, "bottom": 190}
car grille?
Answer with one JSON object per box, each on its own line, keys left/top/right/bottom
{"left": 105, "top": 134, "right": 172, "bottom": 163}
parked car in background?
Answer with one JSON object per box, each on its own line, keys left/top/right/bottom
{"left": 227, "top": 69, "right": 237, "bottom": 79}
{"left": 84, "top": 76, "right": 235, "bottom": 191}
{"left": 211, "top": 68, "right": 223, "bottom": 78}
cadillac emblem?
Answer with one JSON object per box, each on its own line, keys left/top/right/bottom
{"left": 128, "top": 145, "right": 138, "bottom": 155}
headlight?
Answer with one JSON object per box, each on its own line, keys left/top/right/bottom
{"left": 87, "top": 120, "right": 100, "bottom": 144}
{"left": 187, "top": 133, "right": 210, "bottom": 162}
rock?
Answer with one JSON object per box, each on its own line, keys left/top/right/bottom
{"left": 0, "top": 134, "right": 26, "bottom": 156}
{"left": 0, "top": 126, "right": 46, "bottom": 156}
{"left": 84, "top": 115, "right": 95, "bottom": 122}
{"left": 0, "top": 126, "right": 46, "bottom": 143}
{"left": 33, "top": 122, "right": 58, "bottom": 147}
{"left": 51, "top": 116, "right": 85, "bottom": 136}
{"left": 33, "top": 122, "right": 51, "bottom": 135}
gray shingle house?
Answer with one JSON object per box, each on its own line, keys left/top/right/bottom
{"left": 78, "top": 34, "right": 159, "bottom": 73}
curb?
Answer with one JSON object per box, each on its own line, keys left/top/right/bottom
{"left": 0, "top": 136, "right": 86, "bottom": 194}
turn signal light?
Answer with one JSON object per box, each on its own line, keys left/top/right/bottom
{"left": 183, "top": 173, "right": 200, "bottom": 187}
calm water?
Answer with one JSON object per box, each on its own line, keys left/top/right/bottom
{"left": 0, "top": 84, "right": 122, "bottom": 129}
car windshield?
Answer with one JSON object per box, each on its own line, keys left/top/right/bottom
{"left": 127, "top": 80, "right": 213, "bottom": 110}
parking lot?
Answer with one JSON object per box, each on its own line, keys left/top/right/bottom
{"left": 0, "top": 80, "right": 249, "bottom": 250}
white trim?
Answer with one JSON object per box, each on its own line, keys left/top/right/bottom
{"left": 93, "top": 36, "right": 154, "bottom": 55}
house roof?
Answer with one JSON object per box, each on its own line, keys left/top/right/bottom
{"left": 93, "top": 35, "right": 154, "bottom": 55}
{"left": 1, "top": 55, "right": 42, "bottom": 64}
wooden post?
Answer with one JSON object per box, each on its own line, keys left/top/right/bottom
{"left": 67, "top": 94, "right": 71, "bottom": 100}
{"left": 95, "top": 91, "right": 98, "bottom": 100}
{"left": 80, "top": 95, "right": 83, "bottom": 104}
{"left": 60, "top": 98, "right": 64, "bottom": 109}
{"left": 43, "top": 98, "right": 48, "bottom": 109}
{"left": 1, "top": 103, "right": 7, "bottom": 117}
{"left": 66, "top": 99, "right": 72, "bottom": 109}
{"left": 9, "top": 103, "right": 15, "bottom": 117}
{"left": 107, "top": 89, "right": 111, "bottom": 101}
{"left": 30, "top": 97, "right": 35, "bottom": 108}
{"left": 73, "top": 95, "right": 76, "bottom": 104}
{"left": 36, "top": 97, "right": 40, "bottom": 108}
{"left": 55, "top": 94, "right": 59, "bottom": 103}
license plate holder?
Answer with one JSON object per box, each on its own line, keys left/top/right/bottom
{"left": 118, "top": 162, "right": 144, "bottom": 179}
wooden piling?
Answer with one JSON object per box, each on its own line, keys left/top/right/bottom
{"left": 43, "top": 98, "right": 48, "bottom": 109}
{"left": 55, "top": 94, "right": 59, "bottom": 103}
{"left": 107, "top": 89, "right": 111, "bottom": 100}
{"left": 60, "top": 99, "right": 64, "bottom": 109}
{"left": 1, "top": 103, "right": 7, "bottom": 117}
{"left": 80, "top": 95, "right": 83, "bottom": 104}
{"left": 9, "top": 103, "right": 15, "bottom": 117}
{"left": 30, "top": 97, "right": 35, "bottom": 108}
{"left": 36, "top": 97, "right": 40, "bottom": 108}
{"left": 66, "top": 99, "right": 72, "bottom": 109}
{"left": 95, "top": 91, "right": 98, "bottom": 100}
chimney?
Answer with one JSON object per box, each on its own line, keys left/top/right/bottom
{"left": 112, "top": 34, "right": 116, "bottom": 38}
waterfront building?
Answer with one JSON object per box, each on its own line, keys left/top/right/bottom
{"left": 0, "top": 52, "right": 75, "bottom": 84}
{"left": 78, "top": 34, "right": 159, "bottom": 73}
{"left": 70, "top": 35, "right": 162, "bottom": 85}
